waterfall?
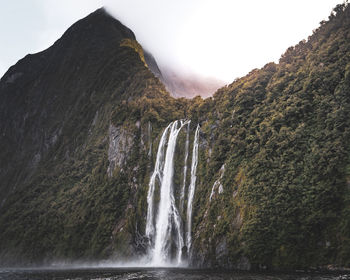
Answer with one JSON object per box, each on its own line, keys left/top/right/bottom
{"left": 145, "top": 123, "right": 172, "bottom": 240}
{"left": 180, "top": 121, "right": 190, "bottom": 212}
{"left": 148, "top": 121, "right": 152, "bottom": 158}
{"left": 209, "top": 180, "right": 222, "bottom": 202}
{"left": 186, "top": 124, "right": 200, "bottom": 256}
{"left": 145, "top": 120, "right": 199, "bottom": 266}
{"left": 209, "top": 164, "right": 225, "bottom": 202}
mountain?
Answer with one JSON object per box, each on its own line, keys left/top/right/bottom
{"left": 0, "top": 7, "right": 136, "bottom": 207}
{"left": 0, "top": 7, "right": 188, "bottom": 265}
{"left": 0, "top": 3, "right": 350, "bottom": 270}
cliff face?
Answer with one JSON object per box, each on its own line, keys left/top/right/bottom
{"left": 0, "top": 8, "right": 136, "bottom": 205}
{"left": 0, "top": 4, "right": 350, "bottom": 269}
{"left": 0, "top": 7, "right": 187, "bottom": 264}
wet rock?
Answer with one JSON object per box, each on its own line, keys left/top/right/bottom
{"left": 181, "top": 246, "right": 188, "bottom": 262}
{"left": 233, "top": 256, "right": 252, "bottom": 271}
{"left": 215, "top": 238, "right": 228, "bottom": 261}
{"left": 107, "top": 124, "right": 134, "bottom": 176}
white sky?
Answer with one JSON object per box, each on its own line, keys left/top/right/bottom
{"left": 0, "top": 0, "right": 343, "bottom": 83}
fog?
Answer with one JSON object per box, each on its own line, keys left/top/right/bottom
{"left": 0, "top": 0, "right": 343, "bottom": 84}
{"left": 105, "top": 0, "right": 342, "bottom": 83}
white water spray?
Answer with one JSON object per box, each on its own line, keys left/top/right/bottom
{"left": 186, "top": 124, "right": 200, "bottom": 255}
{"left": 145, "top": 120, "right": 199, "bottom": 266}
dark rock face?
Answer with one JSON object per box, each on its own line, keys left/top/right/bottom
{"left": 107, "top": 124, "right": 134, "bottom": 176}
{"left": 0, "top": 8, "right": 175, "bottom": 265}
{"left": 1, "top": 4, "right": 350, "bottom": 270}
{"left": 144, "top": 50, "right": 163, "bottom": 79}
{"left": 0, "top": 8, "right": 137, "bottom": 205}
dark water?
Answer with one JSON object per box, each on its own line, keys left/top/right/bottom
{"left": 0, "top": 267, "right": 349, "bottom": 280}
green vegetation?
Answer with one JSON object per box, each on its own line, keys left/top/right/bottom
{"left": 120, "top": 38, "right": 148, "bottom": 67}
{"left": 0, "top": 3, "right": 350, "bottom": 270}
{"left": 190, "top": 2, "right": 350, "bottom": 269}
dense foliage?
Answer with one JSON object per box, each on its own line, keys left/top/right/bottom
{"left": 0, "top": 3, "right": 350, "bottom": 270}
{"left": 190, "top": 2, "right": 350, "bottom": 269}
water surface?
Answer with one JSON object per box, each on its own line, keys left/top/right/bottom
{"left": 0, "top": 267, "right": 349, "bottom": 280}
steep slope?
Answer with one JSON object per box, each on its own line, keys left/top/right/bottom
{"left": 0, "top": 7, "right": 136, "bottom": 205}
{"left": 0, "top": 8, "right": 189, "bottom": 265}
{"left": 190, "top": 3, "right": 350, "bottom": 269}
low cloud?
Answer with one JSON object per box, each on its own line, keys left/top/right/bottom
{"left": 0, "top": 0, "right": 342, "bottom": 86}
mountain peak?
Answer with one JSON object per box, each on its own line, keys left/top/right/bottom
{"left": 55, "top": 7, "right": 136, "bottom": 48}
{"left": 1, "top": 7, "right": 139, "bottom": 86}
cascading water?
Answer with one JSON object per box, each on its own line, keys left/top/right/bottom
{"left": 148, "top": 121, "right": 152, "bottom": 158}
{"left": 180, "top": 121, "right": 190, "bottom": 212}
{"left": 145, "top": 120, "right": 200, "bottom": 266}
{"left": 145, "top": 123, "right": 172, "bottom": 240}
{"left": 152, "top": 120, "right": 188, "bottom": 265}
{"left": 186, "top": 124, "right": 200, "bottom": 256}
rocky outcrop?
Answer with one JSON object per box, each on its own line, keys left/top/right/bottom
{"left": 107, "top": 124, "right": 134, "bottom": 176}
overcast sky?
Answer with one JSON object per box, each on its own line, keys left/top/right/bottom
{"left": 0, "top": 0, "right": 343, "bottom": 83}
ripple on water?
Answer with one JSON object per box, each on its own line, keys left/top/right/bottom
{"left": 0, "top": 268, "right": 349, "bottom": 280}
